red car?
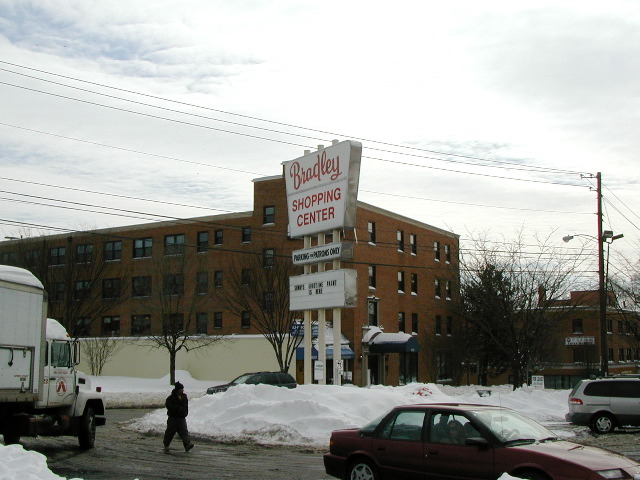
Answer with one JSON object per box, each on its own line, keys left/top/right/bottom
{"left": 324, "top": 403, "right": 640, "bottom": 480}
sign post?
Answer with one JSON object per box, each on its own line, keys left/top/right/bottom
{"left": 283, "top": 140, "right": 362, "bottom": 385}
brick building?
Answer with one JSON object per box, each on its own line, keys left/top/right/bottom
{"left": 0, "top": 175, "right": 461, "bottom": 387}
{"left": 539, "top": 290, "right": 640, "bottom": 389}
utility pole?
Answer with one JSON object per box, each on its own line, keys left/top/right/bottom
{"left": 596, "top": 172, "right": 608, "bottom": 376}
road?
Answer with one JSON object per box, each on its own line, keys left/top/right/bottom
{"left": 20, "top": 410, "right": 640, "bottom": 480}
{"left": 22, "top": 409, "right": 332, "bottom": 480}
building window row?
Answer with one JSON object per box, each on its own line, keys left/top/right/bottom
{"left": 101, "top": 311, "right": 245, "bottom": 337}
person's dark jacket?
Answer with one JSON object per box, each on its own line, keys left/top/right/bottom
{"left": 165, "top": 389, "right": 189, "bottom": 418}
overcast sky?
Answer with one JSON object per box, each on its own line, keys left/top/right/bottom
{"left": 0, "top": 0, "right": 638, "bottom": 288}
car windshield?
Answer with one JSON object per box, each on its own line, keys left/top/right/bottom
{"left": 468, "top": 408, "right": 556, "bottom": 444}
{"left": 231, "top": 374, "right": 256, "bottom": 385}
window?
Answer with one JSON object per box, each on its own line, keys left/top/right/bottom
{"left": 446, "top": 280, "right": 452, "bottom": 300}
{"left": 75, "top": 244, "right": 93, "bottom": 263}
{"left": 435, "top": 315, "right": 442, "bottom": 335}
{"left": 214, "top": 270, "right": 223, "bottom": 288}
{"left": 445, "top": 244, "right": 452, "bottom": 263}
{"left": 620, "top": 348, "right": 626, "bottom": 362}
{"left": 368, "top": 299, "right": 379, "bottom": 326}
{"left": 411, "top": 274, "right": 418, "bottom": 295}
{"left": 132, "top": 276, "right": 152, "bottom": 297}
{"left": 76, "top": 317, "right": 91, "bottom": 336}
{"left": 241, "top": 311, "right": 251, "bottom": 328}
{"left": 102, "top": 277, "right": 121, "bottom": 299}
{"left": 50, "top": 341, "right": 72, "bottom": 368}
{"left": 196, "top": 313, "right": 208, "bottom": 335}
{"left": 263, "top": 248, "right": 275, "bottom": 267}
{"left": 380, "top": 410, "right": 425, "bottom": 441}
{"left": 446, "top": 316, "right": 453, "bottom": 336}
{"left": 214, "top": 229, "right": 224, "bottom": 245}
{"left": 133, "top": 238, "right": 152, "bottom": 258}
{"left": 164, "top": 234, "right": 185, "bottom": 255}
{"left": 411, "top": 313, "right": 418, "bottom": 333}
{"left": 397, "top": 230, "right": 405, "bottom": 252}
{"left": 74, "top": 280, "right": 91, "bottom": 300}
{"left": 436, "top": 352, "right": 452, "bottom": 381}
{"left": 263, "top": 205, "right": 275, "bottom": 224}
{"left": 242, "top": 227, "right": 252, "bottom": 243}
{"left": 608, "top": 348, "right": 614, "bottom": 361}
{"left": 196, "top": 272, "right": 208, "bottom": 294}
{"left": 163, "top": 313, "right": 184, "bottom": 334}
{"left": 131, "top": 314, "right": 151, "bottom": 336}
{"left": 164, "top": 274, "right": 184, "bottom": 295}
{"left": 618, "top": 320, "right": 624, "bottom": 334}
{"left": 0, "top": 251, "right": 16, "bottom": 264}
{"left": 368, "top": 265, "right": 377, "bottom": 289}
{"left": 572, "top": 318, "right": 584, "bottom": 334}
{"left": 49, "top": 246, "right": 66, "bottom": 266}
{"left": 398, "top": 271, "right": 405, "bottom": 293}
{"left": 607, "top": 319, "right": 613, "bottom": 333}
{"left": 434, "top": 241, "right": 441, "bottom": 261}
{"left": 435, "top": 279, "right": 442, "bottom": 298}
{"left": 51, "top": 282, "right": 65, "bottom": 302}
{"left": 263, "top": 291, "right": 275, "bottom": 313}
{"left": 398, "top": 312, "right": 406, "bottom": 332}
{"left": 368, "top": 221, "right": 376, "bottom": 244}
{"left": 197, "top": 231, "right": 209, "bottom": 253}
{"left": 213, "top": 311, "right": 223, "bottom": 329}
{"left": 101, "top": 316, "right": 120, "bottom": 336}
{"left": 241, "top": 269, "right": 251, "bottom": 285}
{"left": 410, "top": 234, "right": 417, "bottom": 255}
{"left": 104, "top": 240, "right": 122, "bottom": 261}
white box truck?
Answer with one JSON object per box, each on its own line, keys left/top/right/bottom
{"left": 0, "top": 265, "right": 106, "bottom": 448}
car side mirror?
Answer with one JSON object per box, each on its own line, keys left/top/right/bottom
{"left": 465, "top": 437, "right": 489, "bottom": 448}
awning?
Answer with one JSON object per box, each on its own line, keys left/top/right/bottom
{"left": 369, "top": 333, "right": 420, "bottom": 354}
{"left": 296, "top": 346, "right": 356, "bottom": 360}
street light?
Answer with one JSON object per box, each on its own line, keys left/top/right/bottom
{"left": 564, "top": 230, "right": 623, "bottom": 376}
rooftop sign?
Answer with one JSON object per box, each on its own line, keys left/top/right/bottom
{"left": 283, "top": 140, "right": 362, "bottom": 237}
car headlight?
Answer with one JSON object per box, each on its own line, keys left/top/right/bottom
{"left": 597, "top": 469, "right": 627, "bottom": 479}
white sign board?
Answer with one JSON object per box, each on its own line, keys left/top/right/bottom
{"left": 314, "top": 360, "right": 324, "bottom": 381}
{"left": 283, "top": 140, "right": 362, "bottom": 237}
{"left": 565, "top": 336, "right": 596, "bottom": 346}
{"left": 292, "top": 242, "right": 354, "bottom": 265}
{"left": 531, "top": 375, "right": 545, "bottom": 389}
{"left": 289, "top": 269, "right": 357, "bottom": 311}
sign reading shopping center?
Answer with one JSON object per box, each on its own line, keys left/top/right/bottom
{"left": 283, "top": 140, "right": 362, "bottom": 237}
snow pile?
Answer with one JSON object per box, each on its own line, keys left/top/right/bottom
{"left": 0, "top": 443, "right": 81, "bottom": 480}
{"left": 117, "top": 373, "right": 571, "bottom": 448}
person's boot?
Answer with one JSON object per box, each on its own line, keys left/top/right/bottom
{"left": 163, "top": 446, "right": 170, "bottom": 454}
{"left": 185, "top": 443, "right": 194, "bottom": 452}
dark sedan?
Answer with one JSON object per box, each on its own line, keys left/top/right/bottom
{"left": 324, "top": 403, "right": 640, "bottom": 480}
{"left": 206, "top": 371, "right": 297, "bottom": 394}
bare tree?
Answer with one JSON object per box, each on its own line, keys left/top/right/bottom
{"left": 80, "top": 337, "right": 125, "bottom": 375}
{"left": 5, "top": 233, "right": 128, "bottom": 337}
{"left": 460, "top": 230, "right": 584, "bottom": 389}
{"left": 138, "top": 251, "right": 225, "bottom": 385}
{"left": 212, "top": 251, "right": 303, "bottom": 372}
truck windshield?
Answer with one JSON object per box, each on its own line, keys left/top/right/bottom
{"left": 50, "top": 341, "right": 71, "bottom": 367}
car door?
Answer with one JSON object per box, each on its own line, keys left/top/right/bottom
{"left": 424, "top": 411, "right": 495, "bottom": 480}
{"left": 371, "top": 409, "right": 427, "bottom": 479}
{"left": 610, "top": 381, "right": 640, "bottom": 425}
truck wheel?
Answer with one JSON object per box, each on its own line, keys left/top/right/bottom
{"left": 3, "top": 432, "right": 20, "bottom": 445}
{"left": 78, "top": 407, "right": 96, "bottom": 449}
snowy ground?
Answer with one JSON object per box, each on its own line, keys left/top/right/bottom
{"left": 1, "top": 372, "right": 573, "bottom": 480}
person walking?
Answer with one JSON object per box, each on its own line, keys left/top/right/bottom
{"left": 163, "top": 381, "right": 194, "bottom": 453}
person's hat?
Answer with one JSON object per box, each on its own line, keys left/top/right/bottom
{"left": 174, "top": 381, "right": 184, "bottom": 390}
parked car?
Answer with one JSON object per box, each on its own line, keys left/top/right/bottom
{"left": 566, "top": 376, "right": 640, "bottom": 434}
{"left": 324, "top": 403, "right": 640, "bottom": 480}
{"left": 206, "top": 371, "right": 297, "bottom": 394}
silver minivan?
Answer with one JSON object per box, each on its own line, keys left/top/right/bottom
{"left": 566, "top": 377, "right": 640, "bottom": 433}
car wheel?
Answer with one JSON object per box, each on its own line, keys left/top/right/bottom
{"left": 3, "top": 432, "right": 20, "bottom": 445}
{"left": 348, "top": 459, "right": 378, "bottom": 480}
{"left": 78, "top": 407, "right": 96, "bottom": 449}
{"left": 590, "top": 413, "right": 615, "bottom": 434}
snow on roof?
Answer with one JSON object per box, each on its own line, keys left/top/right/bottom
{"left": 47, "top": 318, "right": 70, "bottom": 340}
{"left": 0, "top": 265, "right": 44, "bottom": 290}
